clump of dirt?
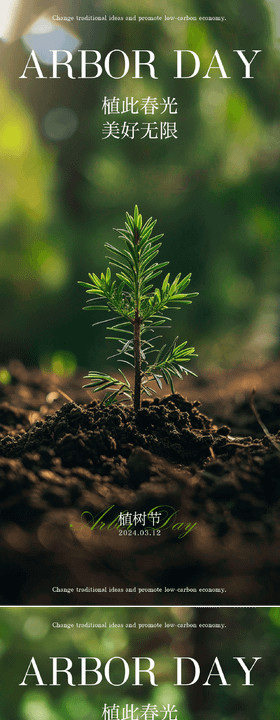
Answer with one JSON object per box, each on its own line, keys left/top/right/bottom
{"left": 0, "top": 391, "right": 263, "bottom": 525}
{"left": 0, "top": 393, "right": 226, "bottom": 463}
{"left": 0, "top": 360, "right": 280, "bottom": 606}
{"left": 0, "top": 393, "right": 226, "bottom": 522}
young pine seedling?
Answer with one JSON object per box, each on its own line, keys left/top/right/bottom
{"left": 79, "top": 206, "right": 198, "bottom": 412}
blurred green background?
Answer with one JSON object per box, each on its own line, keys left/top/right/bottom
{"left": 0, "top": 607, "right": 280, "bottom": 720}
{"left": 0, "top": 0, "right": 280, "bottom": 379}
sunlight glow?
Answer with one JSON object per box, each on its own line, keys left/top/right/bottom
{"left": 0, "top": 0, "right": 21, "bottom": 40}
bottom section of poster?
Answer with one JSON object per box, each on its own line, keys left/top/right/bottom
{"left": 0, "top": 606, "right": 279, "bottom": 720}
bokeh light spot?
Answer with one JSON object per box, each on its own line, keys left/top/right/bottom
{"left": 102, "top": 627, "right": 127, "bottom": 654}
{"left": 42, "top": 107, "right": 79, "bottom": 141}
{"left": 0, "top": 367, "right": 11, "bottom": 384}
{"left": 269, "top": 607, "right": 280, "bottom": 626}
{"left": 63, "top": 691, "right": 94, "bottom": 719}
{"left": 225, "top": 275, "right": 255, "bottom": 308}
{"left": 30, "top": 241, "right": 69, "bottom": 289}
{"left": 40, "top": 351, "right": 77, "bottom": 377}
{"left": 249, "top": 206, "right": 279, "bottom": 246}
{"left": 39, "top": 253, "right": 69, "bottom": 289}
{"left": 21, "top": 694, "right": 57, "bottom": 720}
{"left": 22, "top": 15, "right": 80, "bottom": 65}
{"left": 23, "top": 615, "right": 49, "bottom": 640}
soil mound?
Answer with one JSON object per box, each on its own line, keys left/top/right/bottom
{"left": 0, "top": 361, "right": 280, "bottom": 605}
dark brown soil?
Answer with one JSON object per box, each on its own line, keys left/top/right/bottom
{"left": 0, "top": 359, "right": 280, "bottom": 606}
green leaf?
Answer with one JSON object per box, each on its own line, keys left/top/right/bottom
{"left": 142, "top": 386, "right": 152, "bottom": 396}
{"left": 140, "top": 242, "right": 162, "bottom": 259}
{"left": 125, "top": 212, "right": 134, "bottom": 231}
{"left": 78, "top": 281, "right": 95, "bottom": 288}
{"left": 88, "top": 272, "right": 102, "bottom": 286}
{"left": 116, "top": 273, "right": 134, "bottom": 288}
{"left": 118, "top": 359, "right": 134, "bottom": 368}
{"left": 82, "top": 305, "right": 109, "bottom": 311}
{"left": 83, "top": 380, "right": 116, "bottom": 391}
{"left": 152, "top": 373, "right": 162, "bottom": 390}
{"left": 102, "top": 387, "right": 125, "bottom": 406}
{"left": 138, "top": 233, "right": 164, "bottom": 249}
{"left": 105, "top": 243, "right": 133, "bottom": 260}
{"left": 161, "top": 273, "right": 170, "bottom": 294}
{"left": 118, "top": 368, "right": 131, "bottom": 386}
{"left": 107, "top": 258, "right": 134, "bottom": 275}
{"left": 179, "top": 365, "right": 198, "bottom": 377}
{"left": 91, "top": 316, "right": 120, "bottom": 327}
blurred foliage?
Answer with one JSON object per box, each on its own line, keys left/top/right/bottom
{"left": 0, "top": 0, "right": 280, "bottom": 372}
{"left": 0, "top": 607, "right": 280, "bottom": 720}
{"left": 40, "top": 350, "right": 77, "bottom": 376}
